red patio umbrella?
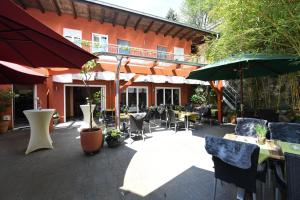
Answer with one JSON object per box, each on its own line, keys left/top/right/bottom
{"left": 0, "top": 0, "right": 97, "bottom": 68}
{"left": 0, "top": 60, "right": 46, "bottom": 84}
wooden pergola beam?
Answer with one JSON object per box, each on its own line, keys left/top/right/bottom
{"left": 164, "top": 25, "right": 176, "bottom": 37}
{"left": 70, "top": 0, "right": 77, "bottom": 19}
{"left": 99, "top": 7, "right": 105, "bottom": 24}
{"left": 87, "top": 5, "right": 92, "bottom": 21}
{"left": 134, "top": 17, "right": 142, "bottom": 30}
{"left": 36, "top": 0, "right": 45, "bottom": 13}
{"left": 52, "top": 0, "right": 61, "bottom": 16}
{"left": 123, "top": 15, "right": 130, "bottom": 29}
{"left": 172, "top": 28, "right": 184, "bottom": 38}
{"left": 112, "top": 11, "right": 119, "bottom": 27}
{"left": 144, "top": 21, "right": 154, "bottom": 33}
{"left": 209, "top": 80, "right": 223, "bottom": 124}
{"left": 120, "top": 74, "right": 140, "bottom": 92}
{"left": 187, "top": 32, "right": 198, "bottom": 41}
{"left": 156, "top": 23, "right": 166, "bottom": 35}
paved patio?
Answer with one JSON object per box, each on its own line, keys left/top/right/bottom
{"left": 0, "top": 122, "right": 268, "bottom": 200}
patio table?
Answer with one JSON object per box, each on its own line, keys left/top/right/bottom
{"left": 224, "top": 134, "right": 300, "bottom": 163}
{"left": 23, "top": 109, "right": 55, "bottom": 154}
{"left": 173, "top": 110, "right": 198, "bottom": 131}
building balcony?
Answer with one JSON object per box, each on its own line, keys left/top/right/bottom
{"left": 79, "top": 41, "right": 204, "bottom": 66}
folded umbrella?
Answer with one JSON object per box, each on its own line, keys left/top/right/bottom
{"left": 0, "top": 0, "right": 97, "bottom": 68}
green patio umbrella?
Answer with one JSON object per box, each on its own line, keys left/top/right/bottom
{"left": 187, "top": 54, "right": 300, "bottom": 115}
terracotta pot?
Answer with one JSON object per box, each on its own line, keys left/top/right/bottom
{"left": 0, "top": 120, "right": 9, "bottom": 134}
{"left": 230, "top": 115, "right": 237, "bottom": 124}
{"left": 80, "top": 128, "right": 103, "bottom": 155}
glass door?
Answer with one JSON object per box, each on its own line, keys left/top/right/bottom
{"left": 92, "top": 33, "right": 108, "bottom": 53}
{"left": 123, "top": 87, "right": 148, "bottom": 113}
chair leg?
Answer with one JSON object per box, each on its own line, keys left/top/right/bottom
{"left": 213, "top": 178, "right": 217, "bottom": 200}
{"left": 175, "top": 123, "right": 177, "bottom": 133}
{"left": 275, "top": 188, "right": 280, "bottom": 200}
{"left": 252, "top": 193, "right": 257, "bottom": 200}
{"left": 142, "top": 130, "right": 145, "bottom": 141}
{"left": 149, "top": 124, "right": 151, "bottom": 133}
{"left": 261, "top": 182, "right": 265, "bottom": 200}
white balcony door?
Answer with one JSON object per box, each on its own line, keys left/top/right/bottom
{"left": 174, "top": 47, "right": 184, "bottom": 61}
{"left": 92, "top": 33, "right": 108, "bottom": 53}
{"left": 63, "top": 28, "right": 82, "bottom": 47}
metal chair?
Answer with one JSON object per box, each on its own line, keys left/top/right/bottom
{"left": 129, "top": 113, "right": 146, "bottom": 141}
{"left": 235, "top": 117, "right": 267, "bottom": 136}
{"left": 167, "top": 109, "right": 185, "bottom": 132}
{"left": 268, "top": 122, "right": 300, "bottom": 143}
{"left": 157, "top": 104, "right": 167, "bottom": 128}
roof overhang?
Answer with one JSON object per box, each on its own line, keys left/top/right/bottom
{"left": 15, "top": 0, "right": 216, "bottom": 45}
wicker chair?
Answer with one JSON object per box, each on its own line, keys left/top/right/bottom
{"left": 167, "top": 109, "right": 185, "bottom": 132}
{"left": 268, "top": 122, "right": 300, "bottom": 143}
{"left": 129, "top": 113, "right": 146, "bottom": 141}
{"left": 274, "top": 153, "right": 300, "bottom": 200}
{"left": 235, "top": 117, "right": 267, "bottom": 136}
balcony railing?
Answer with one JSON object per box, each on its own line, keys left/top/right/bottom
{"left": 79, "top": 40, "right": 204, "bottom": 65}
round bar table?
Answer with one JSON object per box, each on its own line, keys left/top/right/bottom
{"left": 23, "top": 109, "right": 55, "bottom": 154}
{"left": 80, "top": 104, "right": 97, "bottom": 129}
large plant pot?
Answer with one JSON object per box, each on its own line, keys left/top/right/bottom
{"left": 0, "top": 120, "right": 9, "bottom": 133}
{"left": 80, "top": 128, "right": 103, "bottom": 155}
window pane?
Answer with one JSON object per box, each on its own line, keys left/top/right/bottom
{"left": 157, "top": 46, "right": 167, "bottom": 59}
{"left": 128, "top": 88, "right": 137, "bottom": 112}
{"left": 156, "top": 89, "right": 164, "bottom": 105}
{"left": 138, "top": 88, "right": 147, "bottom": 112}
{"left": 173, "top": 89, "right": 180, "bottom": 105}
{"left": 165, "top": 89, "right": 172, "bottom": 105}
{"left": 117, "top": 39, "right": 130, "bottom": 54}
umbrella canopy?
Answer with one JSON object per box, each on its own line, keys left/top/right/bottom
{"left": 0, "top": 60, "right": 46, "bottom": 84}
{"left": 187, "top": 54, "right": 300, "bottom": 115}
{"left": 188, "top": 54, "right": 300, "bottom": 81}
{"left": 0, "top": 0, "right": 96, "bottom": 68}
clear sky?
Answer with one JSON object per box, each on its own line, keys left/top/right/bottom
{"left": 98, "top": 0, "right": 184, "bottom": 18}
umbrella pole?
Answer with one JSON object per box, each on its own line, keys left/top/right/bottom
{"left": 240, "top": 69, "right": 244, "bottom": 117}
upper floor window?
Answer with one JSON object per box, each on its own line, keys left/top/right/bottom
{"left": 92, "top": 33, "right": 108, "bottom": 53}
{"left": 63, "top": 28, "right": 82, "bottom": 47}
{"left": 157, "top": 46, "right": 167, "bottom": 60}
{"left": 117, "top": 39, "right": 130, "bottom": 55}
{"left": 174, "top": 47, "right": 184, "bottom": 61}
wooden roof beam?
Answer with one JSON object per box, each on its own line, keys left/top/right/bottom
{"left": 134, "top": 17, "right": 142, "bottom": 30}
{"left": 156, "top": 23, "right": 166, "bottom": 35}
{"left": 123, "top": 15, "right": 130, "bottom": 29}
{"left": 70, "top": 0, "right": 77, "bottom": 19}
{"left": 52, "top": 0, "right": 61, "bottom": 16}
{"left": 144, "top": 20, "right": 154, "bottom": 33}
{"left": 164, "top": 25, "right": 176, "bottom": 37}
{"left": 112, "top": 11, "right": 119, "bottom": 27}
{"left": 187, "top": 33, "right": 197, "bottom": 41}
{"left": 180, "top": 29, "right": 194, "bottom": 40}
{"left": 172, "top": 28, "right": 185, "bottom": 38}
{"left": 120, "top": 74, "right": 140, "bottom": 92}
{"left": 36, "top": 0, "right": 45, "bottom": 13}
{"left": 99, "top": 7, "right": 105, "bottom": 24}
{"left": 87, "top": 5, "right": 92, "bottom": 21}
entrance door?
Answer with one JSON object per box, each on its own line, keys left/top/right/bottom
{"left": 13, "top": 84, "right": 34, "bottom": 128}
{"left": 65, "top": 86, "right": 105, "bottom": 121}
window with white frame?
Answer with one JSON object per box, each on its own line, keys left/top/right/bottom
{"left": 120, "top": 86, "right": 148, "bottom": 113}
{"left": 155, "top": 87, "right": 180, "bottom": 106}
{"left": 174, "top": 47, "right": 184, "bottom": 61}
{"left": 63, "top": 28, "right": 82, "bottom": 47}
{"left": 92, "top": 33, "right": 108, "bottom": 53}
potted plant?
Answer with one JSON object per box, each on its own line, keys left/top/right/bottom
{"left": 80, "top": 60, "right": 103, "bottom": 155}
{"left": 190, "top": 86, "right": 207, "bottom": 106}
{"left": 255, "top": 124, "right": 267, "bottom": 145}
{"left": 53, "top": 111, "right": 60, "bottom": 125}
{"left": 0, "top": 89, "right": 15, "bottom": 133}
{"left": 105, "top": 128, "right": 123, "bottom": 148}
{"left": 227, "top": 110, "right": 237, "bottom": 124}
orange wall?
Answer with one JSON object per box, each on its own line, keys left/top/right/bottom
{"left": 47, "top": 78, "right": 192, "bottom": 122}
{"left": 26, "top": 9, "right": 192, "bottom": 54}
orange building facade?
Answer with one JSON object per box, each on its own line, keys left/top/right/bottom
{"left": 5, "top": 0, "right": 213, "bottom": 128}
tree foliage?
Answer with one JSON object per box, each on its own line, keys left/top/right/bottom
{"left": 206, "top": 0, "right": 300, "bottom": 61}
{"left": 166, "top": 8, "right": 179, "bottom": 21}
{"left": 181, "top": 0, "right": 218, "bottom": 30}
